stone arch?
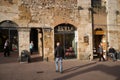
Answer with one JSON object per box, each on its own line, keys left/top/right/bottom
{"left": 0, "top": 20, "right": 19, "bottom": 28}
{"left": 54, "top": 23, "right": 77, "bottom": 59}
{"left": 93, "top": 27, "right": 107, "bottom": 59}
{"left": 0, "top": 20, "right": 19, "bottom": 52}
{"left": 54, "top": 23, "right": 77, "bottom": 30}
{"left": 94, "top": 25, "right": 107, "bottom": 32}
{"left": 95, "top": 28, "right": 103, "bottom": 31}
{"left": 94, "top": 28, "right": 105, "bottom": 35}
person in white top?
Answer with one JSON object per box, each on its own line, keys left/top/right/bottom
{"left": 4, "top": 39, "right": 10, "bottom": 57}
{"left": 30, "top": 41, "right": 34, "bottom": 54}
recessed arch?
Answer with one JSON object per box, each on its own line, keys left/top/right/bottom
{"left": 54, "top": 23, "right": 77, "bottom": 59}
{"left": 0, "top": 20, "right": 19, "bottom": 52}
{"left": 93, "top": 27, "right": 107, "bottom": 59}
{"left": 0, "top": 20, "right": 18, "bottom": 28}
{"left": 54, "top": 23, "right": 77, "bottom": 31}
{"left": 94, "top": 28, "right": 104, "bottom": 35}
{"left": 95, "top": 28, "right": 103, "bottom": 31}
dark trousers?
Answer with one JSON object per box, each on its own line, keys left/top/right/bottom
{"left": 99, "top": 53, "right": 105, "bottom": 61}
{"left": 4, "top": 47, "right": 10, "bottom": 57}
{"left": 30, "top": 48, "right": 33, "bottom": 54}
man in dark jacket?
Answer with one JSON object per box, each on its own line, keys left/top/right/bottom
{"left": 54, "top": 42, "right": 64, "bottom": 73}
{"left": 4, "top": 39, "right": 10, "bottom": 57}
{"left": 98, "top": 43, "right": 105, "bottom": 61}
{"left": 108, "top": 46, "right": 117, "bottom": 61}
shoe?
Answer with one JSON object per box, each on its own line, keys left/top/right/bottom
{"left": 56, "top": 70, "right": 59, "bottom": 72}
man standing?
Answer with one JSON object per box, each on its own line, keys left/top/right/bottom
{"left": 4, "top": 39, "right": 10, "bottom": 57}
{"left": 30, "top": 41, "right": 34, "bottom": 54}
{"left": 98, "top": 43, "right": 105, "bottom": 61}
{"left": 54, "top": 42, "right": 64, "bottom": 73}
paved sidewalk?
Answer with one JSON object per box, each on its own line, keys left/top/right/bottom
{"left": 0, "top": 52, "right": 120, "bottom": 80}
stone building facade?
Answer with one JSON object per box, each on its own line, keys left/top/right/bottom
{"left": 0, "top": 0, "right": 120, "bottom": 61}
{"left": 106, "top": 0, "right": 120, "bottom": 50}
{"left": 93, "top": 0, "right": 120, "bottom": 59}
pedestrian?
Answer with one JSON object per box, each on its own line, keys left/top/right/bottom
{"left": 97, "top": 43, "right": 105, "bottom": 61}
{"left": 108, "top": 46, "right": 117, "bottom": 61}
{"left": 54, "top": 42, "right": 64, "bottom": 73}
{"left": 30, "top": 41, "right": 34, "bottom": 54}
{"left": 4, "top": 39, "right": 10, "bottom": 57}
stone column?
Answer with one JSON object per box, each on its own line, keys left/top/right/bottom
{"left": 43, "top": 28, "right": 54, "bottom": 61}
{"left": 18, "top": 28, "right": 30, "bottom": 56}
{"left": 37, "top": 29, "right": 43, "bottom": 57}
{"left": 77, "top": 0, "right": 93, "bottom": 60}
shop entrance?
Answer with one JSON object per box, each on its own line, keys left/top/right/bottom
{"left": 0, "top": 20, "right": 18, "bottom": 52}
{"left": 30, "top": 28, "right": 43, "bottom": 61}
{"left": 93, "top": 28, "right": 106, "bottom": 59}
{"left": 54, "top": 23, "right": 77, "bottom": 59}
{"left": 30, "top": 28, "right": 38, "bottom": 52}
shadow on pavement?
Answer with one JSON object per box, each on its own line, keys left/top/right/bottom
{"left": 54, "top": 62, "right": 120, "bottom": 80}
{"left": 63, "top": 62, "right": 96, "bottom": 73}
{"left": 30, "top": 56, "right": 43, "bottom": 63}
{"left": 0, "top": 51, "right": 43, "bottom": 64}
{"left": 0, "top": 51, "right": 18, "bottom": 64}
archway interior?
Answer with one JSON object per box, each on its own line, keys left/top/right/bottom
{"left": 54, "top": 23, "right": 77, "bottom": 59}
{"left": 0, "top": 20, "right": 18, "bottom": 52}
{"left": 30, "top": 28, "right": 38, "bottom": 52}
{"left": 30, "top": 28, "right": 44, "bottom": 62}
{"left": 94, "top": 28, "right": 104, "bottom": 59}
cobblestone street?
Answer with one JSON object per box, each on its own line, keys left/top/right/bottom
{"left": 0, "top": 52, "right": 120, "bottom": 80}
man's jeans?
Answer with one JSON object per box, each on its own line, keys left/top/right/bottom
{"left": 55, "top": 57, "right": 63, "bottom": 72}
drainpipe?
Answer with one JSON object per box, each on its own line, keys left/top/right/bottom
{"left": 91, "top": 0, "right": 95, "bottom": 60}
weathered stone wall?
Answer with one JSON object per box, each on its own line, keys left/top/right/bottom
{"left": 18, "top": 28, "right": 30, "bottom": 56}
{"left": 106, "top": 0, "right": 120, "bottom": 50}
{"left": 0, "top": 0, "right": 19, "bottom": 24}
{"left": 77, "top": 0, "right": 93, "bottom": 60}
{"left": 117, "top": 0, "right": 120, "bottom": 50}
{"left": 0, "top": 0, "right": 93, "bottom": 60}
{"left": 43, "top": 30, "right": 54, "bottom": 61}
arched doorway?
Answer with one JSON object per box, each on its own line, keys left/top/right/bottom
{"left": 54, "top": 23, "right": 77, "bottom": 59}
{"left": 93, "top": 28, "right": 107, "bottom": 59}
{"left": 0, "top": 20, "right": 18, "bottom": 52}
